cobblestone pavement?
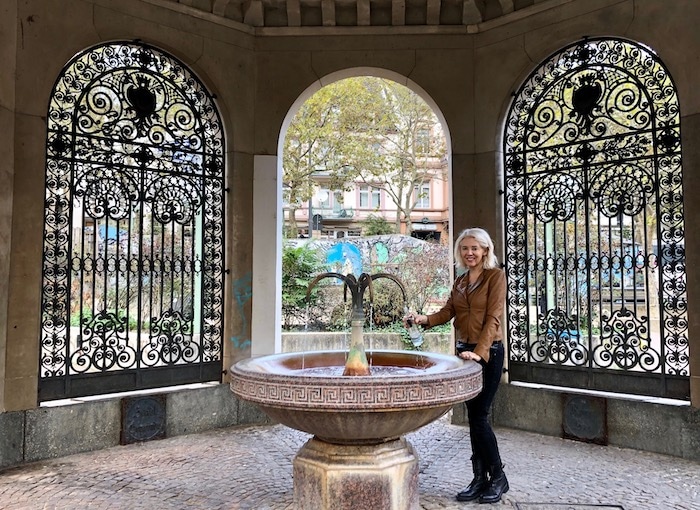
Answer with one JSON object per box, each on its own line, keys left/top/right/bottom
{"left": 1, "top": 415, "right": 698, "bottom": 510}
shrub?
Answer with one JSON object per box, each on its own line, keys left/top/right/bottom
{"left": 282, "top": 242, "right": 325, "bottom": 329}
{"left": 362, "top": 214, "right": 394, "bottom": 236}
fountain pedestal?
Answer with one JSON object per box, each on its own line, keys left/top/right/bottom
{"left": 230, "top": 350, "right": 482, "bottom": 509}
{"left": 294, "top": 437, "right": 419, "bottom": 510}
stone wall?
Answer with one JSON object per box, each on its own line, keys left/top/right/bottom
{"left": 451, "top": 383, "right": 700, "bottom": 462}
{"left": 282, "top": 332, "right": 453, "bottom": 354}
{"left": 0, "top": 384, "right": 270, "bottom": 470}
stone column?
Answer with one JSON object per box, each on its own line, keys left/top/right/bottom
{"left": 0, "top": 0, "right": 18, "bottom": 412}
{"left": 251, "top": 154, "right": 282, "bottom": 356}
{"left": 2, "top": 0, "right": 46, "bottom": 411}
{"left": 682, "top": 112, "right": 700, "bottom": 409}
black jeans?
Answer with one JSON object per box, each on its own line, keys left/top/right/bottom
{"left": 458, "top": 342, "right": 505, "bottom": 467}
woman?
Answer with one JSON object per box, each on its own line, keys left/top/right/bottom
{"left": 406, "top": 227, "right": 508, "bottom": 504}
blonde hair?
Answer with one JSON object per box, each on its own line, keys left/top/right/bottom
{"left": 454, "top": 228, "right": 498, "bottom": 271}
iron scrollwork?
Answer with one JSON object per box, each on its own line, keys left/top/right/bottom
{"left": 40, "top": 42, "right": 225, "bottom": 399}
{"left": 504, "top": 38, "right": 687, "bottom": 397}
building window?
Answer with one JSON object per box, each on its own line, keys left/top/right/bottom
{"left": 332, "top": 191, "right": 343, "bottom": 213}
{"left": 416, "top": 128, "right": 430, "bottom": 153}
{"left": 414, "top": 183, "right": 430, "bottom": 209}
{"left": 359, "top": 185, "right": 381, "bottom": 208}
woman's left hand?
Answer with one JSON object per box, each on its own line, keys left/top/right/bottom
{"left": 459, "top": 351, "right": 482, "bottom": 362}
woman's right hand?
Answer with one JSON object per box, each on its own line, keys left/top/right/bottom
{"left": 458, "top": 351, "right": 482, "bottom": 362}
{"left": 403, "top": 313, "right": 428, "bottom": 328}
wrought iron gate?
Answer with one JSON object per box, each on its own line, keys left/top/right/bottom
{"left": 39, "top": 42, "right": 226, "bottom": 401}
{"left": 503, "top": 37, "right": 688, "bottom": 400}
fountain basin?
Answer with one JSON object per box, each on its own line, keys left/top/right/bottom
{"left": 229, "top": 350, "right": 482, "bottom": 445}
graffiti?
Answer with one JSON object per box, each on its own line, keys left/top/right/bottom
{"left": 373, "top": 242, "right": 389, "bottom": 264}
{"left": 230, "top": 272, "right": 252, "bottom": 350}
{"left": 292, "top": 234, "right": 428, "bottom": 274}
{"left": 326, "top": 243, "right": 363, "bottom": 275}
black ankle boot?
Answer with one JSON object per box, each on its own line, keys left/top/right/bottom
{"left": 479, "top": 464, "right": 509, "bottom": 504}
{"left": 456, "top": 456, "right": 488, "bottom": 502}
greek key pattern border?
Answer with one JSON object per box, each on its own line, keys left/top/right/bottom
{"left": 230, "top": 370, "right": 482, "bottom": 409}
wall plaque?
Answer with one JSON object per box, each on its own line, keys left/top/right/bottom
{"left": 121, "top": 395, "right": 167, "bottom": 444}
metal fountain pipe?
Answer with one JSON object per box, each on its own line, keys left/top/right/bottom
{"left": 306, "top": 272, "right": 408, "bottom": 376}
{"left": 306, "top": 272, "right": 407, "bottom": 320}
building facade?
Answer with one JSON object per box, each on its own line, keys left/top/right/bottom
{"left": 288, "top": 165, "right": 450, "bottom": 241}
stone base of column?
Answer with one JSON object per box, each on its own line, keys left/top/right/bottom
{"left": 293, "top": 436, "right": 419, "bottom": 510}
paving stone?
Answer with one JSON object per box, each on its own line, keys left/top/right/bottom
{"left": 0, "top": 415, "right": 698, "bottom": 509}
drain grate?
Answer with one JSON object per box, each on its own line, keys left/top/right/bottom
{"left": 516, "top": 504, "right": 624, "bottom": 510}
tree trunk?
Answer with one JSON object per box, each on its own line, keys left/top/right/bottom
{"left": 288, "top": 206, "right": 298, "bottom": 237}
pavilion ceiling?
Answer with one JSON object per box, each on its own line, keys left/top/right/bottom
{"left": 160, "top": 0, "right": 555, "bottom": 30}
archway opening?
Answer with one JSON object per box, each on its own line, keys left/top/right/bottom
{"left": 251, "top": 69, "right": 453, "bottom": 356}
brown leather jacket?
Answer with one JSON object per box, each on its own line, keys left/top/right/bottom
{"left": 426, "top": 268, "right": 506, "bottom": 362}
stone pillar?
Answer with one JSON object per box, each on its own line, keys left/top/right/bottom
{"left": 293, "top": 437, "right": 419, "bottom": 510}
{"left": 682, "top": 112, "right": 700, "bottom": 409}
{"left": 251, "top": 155, "right": 282, "bottom": 356}
{"left": 2, "top": 0, "right": 45, "bottom": 412}
{"left": 0, "top": 0, "right": 18, "bottom": 412}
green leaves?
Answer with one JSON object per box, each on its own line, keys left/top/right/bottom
{"left": 283, "top": 77, "right": 446, "bottom": 236}
{"left": 281, "top": 243, "right": 324, "bottom": 329}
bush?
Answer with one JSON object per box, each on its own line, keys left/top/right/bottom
{"left": 362, "top": 214, "right": 395, "bottom": 235}
{"left": 70, "top": 309, "right": 148, "bottom": 331}
{"left": 280, "top": 236, "right": 451, "bottom": 335}
{"left": 282, "top": 242, "right": 325, "bottom": 329}
{"left": 362, "top": 279, "right": 405, "bottom": 327}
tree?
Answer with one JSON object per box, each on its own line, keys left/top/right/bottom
{"left": 356, "top": 79, "right": 447, "bottom": 235}
{"left": 283, "top": 79, "right": 383, "bottom": 235}
{"left": 281, "top": 242, "right": 325, "bottom": 329}
{"left": 283, "top": 77, "right": 446, "bottom": 237}
{"left": 390, "top": 241, "right": 450, "bottom": 314}
{"left": 361, "top": 214, "right": 395, "bottom": 236}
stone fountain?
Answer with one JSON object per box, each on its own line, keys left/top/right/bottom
{"left": 229, "top": 272, "right": 482, "bottom": 510}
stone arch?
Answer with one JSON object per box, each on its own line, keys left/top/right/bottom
{"left": 249, "top": 68, "right": 453, "bottom": 355}
{"left": 278, "top": 68, "right": 452, "bottom": 159}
